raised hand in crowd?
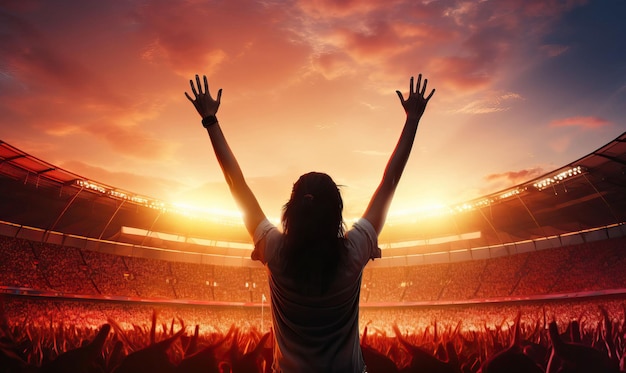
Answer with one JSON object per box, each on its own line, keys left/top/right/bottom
{"left": 361, "top": 326, "right": 400, "bottom": 373}
{"left": 40, "top": 323, "right": 110, "bottom": 373}
{"left": 478, "top": 313, "right": 544, "bottom": 373}
{"left": 111, "top": 327, "right": 185, "bottom": 373}
{"left": 227, "top": 330, "right": 270, "bottom": 373}
{"left": 391, "top": 324, "right": 460, "bottom": 373}
{"left": 546, "top": 319, "right": 619, "bottom": 373}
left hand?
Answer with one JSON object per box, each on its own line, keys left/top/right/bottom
{"left": 185, "top": 74, "right": 222, "bottom": 118}
{"left": 396, "top": 74, "right": 435, "bottom": 120}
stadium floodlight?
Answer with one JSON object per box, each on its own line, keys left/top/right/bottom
{"left": 74, "top": 179, "right": 260, "bottom": 226}
{"left": 498, "top": 188, "right": 523, "bottom": 200}
{"left": 76, "top": 179, "right": 107, "bottom": 194}
{"left": 76, "top": 179, "right": 167, "bottom": 211}
{"left": 448, "top": 187, "right": 525, "bottom": 214}
{"left": 532, "top": 166, "right": 585, "bottom": 191}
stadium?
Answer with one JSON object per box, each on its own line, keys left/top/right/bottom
{"left": 1, "top": 131, "right": 626, "bottom": 372}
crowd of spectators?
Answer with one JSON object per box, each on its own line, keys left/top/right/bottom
{"left": 2, "top": 235, "right": 626, "bottom": 304}
{"left": 3, "top": 234, "right": 626, "bottom": 371}
{"left": 2, "top": 296, "right": 625, "bottom": 372}
{"left": 362, "top": 236, "right": 626, "bottom": 303}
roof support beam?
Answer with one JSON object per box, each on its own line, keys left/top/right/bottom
{"left": 45, "top": 186, "right": 85, "bottom": 241}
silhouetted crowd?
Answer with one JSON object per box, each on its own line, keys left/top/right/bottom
{"left": 2, "top": 298, "right": 626, "bottom": 372}
{"left": 2, "top": 235, "right": 626, "bottom": 372}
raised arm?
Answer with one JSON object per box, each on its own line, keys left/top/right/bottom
{"left": 362, "top": 74, "right": 435, "bottom": 234}
{"left": 185, "top": 74, "right": 266, "bottom": 237}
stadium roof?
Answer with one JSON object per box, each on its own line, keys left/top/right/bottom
{"left": 1, "top": 133, "right": 625, "bottom": 258}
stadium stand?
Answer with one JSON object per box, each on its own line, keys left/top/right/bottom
{"left": 1, "top": 132, "right": 626, "bottom": 372}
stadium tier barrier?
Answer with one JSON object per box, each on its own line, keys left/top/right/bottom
{"left": 2, "top": 221, "right": 626, "bottom": 372}
{"left": 2, "top": 222, "right": 626, "bottom": 305}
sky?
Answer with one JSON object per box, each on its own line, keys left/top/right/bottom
{"left": 1, "top": 0, "right": 625, "bottom": 224}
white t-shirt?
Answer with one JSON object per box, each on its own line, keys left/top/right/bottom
{"left": 252, "top": 218, "right": 381, "bottom": 373}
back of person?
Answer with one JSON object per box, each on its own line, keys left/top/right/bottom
{"left": 255, "top": 218, "right": 379, "bottom": 372}
{"left": 268, "top": 268, "right": 364, "bottom": 372}
{"left": 185, "top": 73, "right": 434, "bottom": 372}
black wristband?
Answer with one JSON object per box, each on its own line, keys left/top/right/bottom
{"left": 201, "top": 115, "right": 218, "bottom": 128}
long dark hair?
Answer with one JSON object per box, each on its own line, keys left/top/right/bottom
{"left": 281, "top": 172, "right": 346, "bottom": 295}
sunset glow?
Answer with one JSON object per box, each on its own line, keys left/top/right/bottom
{"left": 1, "top": 0, "right": 624, "bottom": 226}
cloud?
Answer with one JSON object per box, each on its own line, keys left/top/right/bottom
{"left": 293, "top": 0, "right": 586, "bottom": 95}
{"left": 331, "top": 21, "right": 413, "bottom": 62}
{"left": 453, "top": 92, "right": 523, "bottom": 114}
{"left": 0, "top": 3, "right": 187, "bottom": 160}
{"left": 131, "top": 0, "right": 312, "bottom": 90}
{"left": 549, "top": 116, "right": 611, "bottom": 130}
{"left": 0, "top": 0, "right": 601, "bottom": 218}
{"left": 0, "top": 89, "right": 174, "bottom": 161}
{"left": 5, "top": 0, "right": 586, "bottom": 134}
{"left": 485, "top": 167, "right": 545, "bottom": 186}
{"left": 296, "top": 0, "right": 407, "bottom": 19}
{"left": 85, "top": 124, "right": 178, "bottom": 160}
{"left": 311, "top": 52, "right": 355, "bottom": 79}
{"left": 540, "top": 44, "right": 570, "bottom": 57}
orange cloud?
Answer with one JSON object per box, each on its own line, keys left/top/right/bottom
{"left": 485, "top": 167, "right": 545, "bottom": 186}
{"left": 132, "top": 0, "right": 312, "bottom": 88}
{"left": 428, "top": 56, "right": 492, "bottom": 91}
{"left": 312, "top": 53, "right": 355, "bottom": 79}
{"left": 334, "top": 21, "right": 411, "bottom": 61}
{"left": 454, "top": 92, "right": 523, "bottom": 114}
{"left": 549, "top": 116, "right": 611, "bottom": 129}
{"left": 84, "top": 124, "right": 178, "bottom": 160}
{"left": 296, "top": 0, "right": 399, "bottom": 18}
{"left": 0, "top": 0, "right": 601, "bottom": 217}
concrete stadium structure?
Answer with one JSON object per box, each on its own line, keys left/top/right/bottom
{"left": 1, "top": 132, "right": 625, "bottom": 268}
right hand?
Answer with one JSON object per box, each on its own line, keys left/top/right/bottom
{"left": 396, "top": 74, "right": 435, "bottom": 120}
{"left": 185, "top": 74, "right": 222, "bottom": 118}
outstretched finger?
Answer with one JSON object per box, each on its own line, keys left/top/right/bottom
{"left": 416, "top": 74, "right": 422, "bottom": 95}
{"left": 216, "top": 88, "right": 222, "bottom": 103}
{"left": 425, "top": 88, "right": 435, "bottom": 101}
{"left": 184, "top": 92, "right": 195, "bottom": 103}
{"left": 409, "top": 76, "right": 414, "bottom": 95}
{"left": 396, "top": 90, "right": 405, "bottom": 103}
{"left": 203, "top": 75, "right": 209, "bottom": 95}
{"left": 189, "top": 80, "right": 198, "bottom": 96}
{"left": 420, "top": 79, "right": 427, "bottom": 96}
{"left": 195, "top": 75, "right": 203, "bottom": 94}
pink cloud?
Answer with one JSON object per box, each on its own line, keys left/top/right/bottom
{"left": 0, "top": 3, "right": 204, "bottom": 161}
{"left": 519, "top": 0, "right": 588, "bottom": 17}
{"left": 428, "top": 56, "right": 492, "bottom": 90}
{"left": 131, "top": 0, "right": 312, "bottom": 87}
{"left": 332, "top": 21, "right": 411, "bottom": 61}
{"left": 454, "top": 92, "right": 523, "bottom": 114}
{"left": 2, "top": 1, "right": 595, "bottom": 157}
{"left": 1, "top": 94, "right": 176, "bottom": 160}
{"left": 296, "top": 0, "right": 401, "bottom": 18}
{"left": 549, "top": 116, "right": 611, "bottom": 130}
{"left": 312, "top": 53, "right": 355, "bottom": 79}
{"left": 298, "top": 0, "right": 573, "bottom": 93}
{"left": 84, "top": 123, "right": 178, "bottom": 160}
{"left": 540, "top": 44, "right": 570, "bottom": 57}
{"left": 485, "top": 167, "right": 545, "bottom": 185}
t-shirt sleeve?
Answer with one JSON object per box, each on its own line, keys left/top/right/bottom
{"left": 252, "top": 219, "right": 279, "bottom": 264}
{"left": 347, "top": 218, "right": 381, "bottom": 265}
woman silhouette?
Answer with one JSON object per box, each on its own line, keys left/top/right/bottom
{"left": 185, "top": 74, "right": 434, "bottom": 373}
